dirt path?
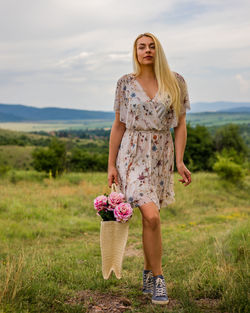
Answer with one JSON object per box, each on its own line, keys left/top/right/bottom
{"left": 65, "top": 289, "right": 222, "bottom": 312}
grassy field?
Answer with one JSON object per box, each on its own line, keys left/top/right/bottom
{"left": 0, "top": 112, "right": 249, "bottom": 132}
{"left": 0, "top": 128, "right": 109, "bottom": 170}
{"left": 189, "top": 112, "right": 250, "bottom": 127}
{"left": 0, "top": 120, "right": 114, "bottom": 132}
{"left": 0, "top": 146, "right": 34, "bottom": 170}
{"left": 0, "top": 171, "right": 249, "bottom": 313}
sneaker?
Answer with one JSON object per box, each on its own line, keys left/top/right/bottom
{"left": 142, "top": 270, "right": 153, "bottom": 295}
{"left": 152, "top": 275, "right": 170, "bottom": 305}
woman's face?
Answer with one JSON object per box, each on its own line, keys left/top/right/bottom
{"left": 136, "top": 36, "right": 156, "bottom": 65}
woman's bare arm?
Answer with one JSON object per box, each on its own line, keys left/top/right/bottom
{"left": 108, "top": 112, "right": 126, "bottom": 188}
{"left": 174, "top": 114, "right": 187, "bottom": 167}
{"left": 174, "top": 114, "right": 192, "bottom": 186}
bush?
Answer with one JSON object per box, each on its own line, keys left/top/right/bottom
{"left": 212, "top": 154, "right": 246, "bottom": 183}
{"left": 0, "top": 165, "right": 11, "bottom": 176}
{"left": 68, "top": 148, "right": 108, "bottom": 172}
{"left": 175, "top": 123, "right": 216, "bottom": 172}
{"left": 219, "top": 147, "right": 249, "bottom": 167}
{"left": 214, "top": 124, "right": 248, "bottom": 155}
{"left": 32, "top": 137, "right": 66, "bottom": 177}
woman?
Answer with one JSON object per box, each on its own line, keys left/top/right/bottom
{"left": 108, "top": 32, "right": 192, "bottom": 305}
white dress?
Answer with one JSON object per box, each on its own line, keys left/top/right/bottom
{"left": 113, "top": 72, "right": 191, "bottom": 210}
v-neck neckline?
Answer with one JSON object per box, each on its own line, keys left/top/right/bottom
{"left": 132, "top": 74, "right": 158, "bottom": 101}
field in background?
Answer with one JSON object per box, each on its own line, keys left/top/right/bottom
{"left": 0, "top": 120, "right": 114, "bottom": 132}
{"left": 0, "top": 171, "right": 249, "bottom": 312}
{"left": 0, "top": 112, "right": 250, "bottom": 132}
{"left": 0, "top": 146, "right": 34, "bottom": 170}
{"left": 189, "top": 112, "right": 250, "bottom": 127}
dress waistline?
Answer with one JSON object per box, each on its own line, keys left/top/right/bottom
{"left": 126, "top": 128, "right": 169, "bottom": 133}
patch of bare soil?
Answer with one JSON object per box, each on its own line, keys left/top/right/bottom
{"left": 194, "top": 298, "right": 222, "bottom": 312}
{"left": 65, "top": 290, "right": 222, "bottom": 313}
{"left": 65, "top": 290, "right": 132, "bottom": 312}
{"left": 124, "top": 243, "right": 143, "bottom": 257}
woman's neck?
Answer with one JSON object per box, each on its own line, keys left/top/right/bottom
{"left": 137, "top": 66, "right": 156, "bottom": 80}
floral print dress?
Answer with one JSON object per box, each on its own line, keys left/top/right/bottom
{"left": 113, "top": 72, "right": 191, "bottom": 210}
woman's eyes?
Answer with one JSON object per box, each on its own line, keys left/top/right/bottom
{"left": 139, "top": 46, "right": 155, "bottom": 49}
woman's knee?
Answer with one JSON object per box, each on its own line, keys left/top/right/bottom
{"left": 139, "top": 202, "right": 160, "bottom": 230}
{"left": 143, "top": 214, "right": 160, "bottom": 230}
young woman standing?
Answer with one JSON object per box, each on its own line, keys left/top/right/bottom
{"left": 108, "top": 32, "right": 192, "bottom": 305}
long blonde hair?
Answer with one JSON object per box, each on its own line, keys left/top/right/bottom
{"left": 132, "top": 32, "right": 182, "bottom": 120}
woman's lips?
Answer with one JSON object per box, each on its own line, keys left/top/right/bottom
{"left": 144, "top": 56, "right": 152, "bottom": 59}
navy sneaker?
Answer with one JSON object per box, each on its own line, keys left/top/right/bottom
{"left": 142, "top": 270, "right": 153, "bottom": 295}
{"left": 152, "top": 275, "right": 170, "bottom": 305}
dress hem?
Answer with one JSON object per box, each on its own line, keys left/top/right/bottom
{"left": 129, "top": 195, "right": 175, "bottom": 211}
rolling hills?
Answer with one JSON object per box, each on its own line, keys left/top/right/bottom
{"left": 1, "top": 102, "right": 250, "bottom": 122}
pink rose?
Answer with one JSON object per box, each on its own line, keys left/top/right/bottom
{"left": 114, "top": 202, "right": 133, "bottom": 223}
{"left": 108, "top": 192, "right": 125, "bottom": 208}
{"left": 94, "top": 195, "right": 108, "bottom": 211}
{"left": 107, "top": 204, "right": 115, "bottom": 211}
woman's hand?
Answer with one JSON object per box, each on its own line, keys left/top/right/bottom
{"left": 108, "top": 165, "right": 119, "bottom": 188}
{"left": 176, "top": 161, "right": 192, "bottom": 186}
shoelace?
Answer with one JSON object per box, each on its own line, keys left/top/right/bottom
{"left": 155, "top": 277, "right": 167, "bottom": 297}
{"left": 143, "top": 271, "right": 153, "bottom": 289}
{"left": 146, "top": 274, "right": 153, "bottom": 289}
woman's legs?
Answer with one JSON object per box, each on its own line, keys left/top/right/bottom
{"left": 138, "top": 201, "right": 162, "bottom": 276}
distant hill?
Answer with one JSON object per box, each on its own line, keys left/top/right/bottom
{"left": 0, "top": 111, "right": 24, "bottom": 122}
{"left": 217, "top": 107, "right": 250, "bottom": 113}
{"left": 0, "top": 103, "right": 114, "bottom": 122}
{"left": 191, "top": 101, "right": 250, "bottom": 113}
{"left": 0, "top": 102, "right": 250, "bottom": 122}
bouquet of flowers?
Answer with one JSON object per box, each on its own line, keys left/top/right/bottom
{"left": 94, "top": 190, "right": 133, "bottom": 223}
{"left": 93, "top": 183, "right": 133, "bottom": 279}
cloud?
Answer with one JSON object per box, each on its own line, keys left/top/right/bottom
{"left": 56, "top": 52, "right": 92, "bottom": 68}
{"left": 235, "top": 74, "right": 250, "bottom": 93}
{"left": 0, "top": 0, "right": 250, "bottom": 109}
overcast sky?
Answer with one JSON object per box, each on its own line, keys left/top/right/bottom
{"left": 0, "top": 0, "right": 249, "bottom": 112}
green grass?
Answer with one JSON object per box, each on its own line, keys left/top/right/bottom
{"left": 0, "top": 171, "right": 249, "bottom": 312}
{"left": 0, "top": 146, "right": 34, "bottom": 170}
{"left": 0, "top": 120, "right": 114, "bottom": 132}
{"left": 188, "top": 112, "right": 250, "bottom": 127}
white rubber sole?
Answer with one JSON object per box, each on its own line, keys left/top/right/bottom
{"left": 152, "top": 299, "right": 170, "bottom": 305}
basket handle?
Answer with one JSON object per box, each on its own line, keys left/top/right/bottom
{"left": 111, "top": 182, "right": 121, "bottom": 193}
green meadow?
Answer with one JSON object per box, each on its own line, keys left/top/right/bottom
{"left": 0, "top": 112, "right": 249, "bottom": 132}
{"left": 0, "top": 146, "right": 34, "bottom": 170}
{"left": 0, "top": 171, "right": 249, "bottom": 312}
{"left": 0, "top": 121, "right": 114, "bottom": 132}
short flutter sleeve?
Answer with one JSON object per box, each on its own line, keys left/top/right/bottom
{"left": 113, "top": 76, "right": 127, "bottom": 124}
{"left": 174, "top": 72, "right": 191, "bottom": 115}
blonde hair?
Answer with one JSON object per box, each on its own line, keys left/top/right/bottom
{"left": 132, "top": 32, "right": 182, "bottom": 120}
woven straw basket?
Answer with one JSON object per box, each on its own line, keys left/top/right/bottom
{"left": 100, "top": 183, "right": 129, "bottom": 279}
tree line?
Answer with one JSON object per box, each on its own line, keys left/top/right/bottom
{"left": 28, "top": 123, "right": 249, "bottom": 182}
{"left": 0, "top": 123, "right": 249, "bottom": 182}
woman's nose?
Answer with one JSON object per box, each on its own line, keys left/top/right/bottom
{"left": 146, "top": 45, "right": 153, "bottom": 52}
